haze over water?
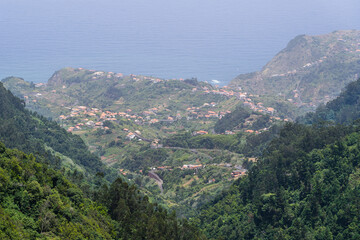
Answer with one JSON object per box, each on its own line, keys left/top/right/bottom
{"left": 1, "top": 0, "right": 360, "bottom": 85}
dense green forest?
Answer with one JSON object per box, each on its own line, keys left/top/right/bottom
{"left": 94, "top": 177, "right": 205, "bottom": 240}
{"left": 195, "top": 79, "right": 360, "bottom": 239}
{"left": 0, "top": 142, "right": 117, "bottom": 239}
{"left": 195, "top": 122, "right": 360, "bottom": 239}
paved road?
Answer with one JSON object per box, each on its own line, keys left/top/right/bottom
{"left": 148, "top": 171, "right": 164, "bottom": 194}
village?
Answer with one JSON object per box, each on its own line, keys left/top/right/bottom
{"left": 42, "top": 74, "right": 281, "bottom": 134}
{"left": 60, "top": 100, "right": 280, "bottom": 135}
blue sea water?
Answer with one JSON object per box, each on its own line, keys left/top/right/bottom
{"left": 0, "top": 0, "right": 360, "bottom": 85}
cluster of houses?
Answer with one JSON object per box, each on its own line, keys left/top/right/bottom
{"left": 61, "top": 96, "right": 236, "bottom": 133}
{"left": 190, "top": 85, "right": 249, "bottom": 101}
{"left": 203, "top": 88, "right": 240, "bottom": 97}
{"left": 61, "top": 105, "right": 174, "bottom": 132}
{"left": 192, "top": 130, "right": 209, "bottom": 136}
{"left": 337, "top": 38, "right": 360, "bottom": 54}
{"left": 149, "top": 164, "right": 204, "bottom": 172}
{"left": 200, "top": 86, "right": 279, "bottom": 119}
{"left": 124, "top": 129, "right": 141, "bottom": 140}
{"left": 31, "top": 68, "right": 283, "bottom": 135}
{"left": 60, "top": 98, "right": 281, "bottom": 137}
{"left": 231, "top": 169, "right": 247, "bottom": 178}
{"left": 186, "top": 105, "right": 232, "bottom": 120}
{"left": 242, "top": 100, "right": 277, "bottom": 116}
{"left": 87, "top": 70, "right": 123, "bottom": 80}
{"left": 60, "top": 106, "right": 122, "bottom": 132}
{"left": 201, "top": 86, "right": 280, "bottom": 117}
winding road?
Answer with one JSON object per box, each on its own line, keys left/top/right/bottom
{"left": 148, "top": 171, "right": 164, "bottom": 194}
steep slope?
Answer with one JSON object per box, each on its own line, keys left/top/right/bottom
{"left": 0, "top": 82, "right": 108, "bottom": 178}
{"left": 230, "top": 30, "right": 360, "bottom": 114}
{"left": 1, "top": 77, "right": 55, "bottom": 118}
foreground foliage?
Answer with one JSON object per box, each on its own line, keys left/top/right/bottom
{"left": 0, "top": 142, "right": 116, "bottom": 239}
{"left": 96, "top": 178, "right": 205, "bottom": 240}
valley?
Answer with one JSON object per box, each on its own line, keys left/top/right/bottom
{"left": 2, "top": 67, "right": 284, "bottom": 216}
{"left": 2, "top": 30, "right": 360, "bottom": 239}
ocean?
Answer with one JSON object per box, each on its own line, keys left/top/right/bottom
{"left": 1, "top": 0, "right": 360, "bottom": 85}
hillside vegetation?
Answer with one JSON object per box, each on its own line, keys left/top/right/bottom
{"left": 196, "top": 122, "right": 360, "bottom": 239}
{"left": 0, "top": 82, "right": 205, "bottom": 239}
{"left": 0, "top": 82, "right": 109, "bottom": 178}
{"left": 299, "top": 78, "right": 360, "bottom": 125}
{"left": 0, "top": 142, "right": 205, "bottom": 239}
{"left": 0, "top": 142, "right": 117, "bottom": 239}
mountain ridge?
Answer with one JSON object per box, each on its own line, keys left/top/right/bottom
{"left": 230, "top": 30, "right": 360, "bottom": 114}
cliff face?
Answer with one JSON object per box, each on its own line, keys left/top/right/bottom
{"left": 230, "top": 30, "right": 360, "bottom": 110}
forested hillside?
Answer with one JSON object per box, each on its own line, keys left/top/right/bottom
{"left": 195, "top": 122, "right": 360, "bottom": 239}
{"left": 0, "top": 142, "right": 116, "bottom": 239}
{"left": 0, "top": 82, "right": 109, "bottom": 178}
{"left": 0, "top": 142, "right": 205, "bottom": 239}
